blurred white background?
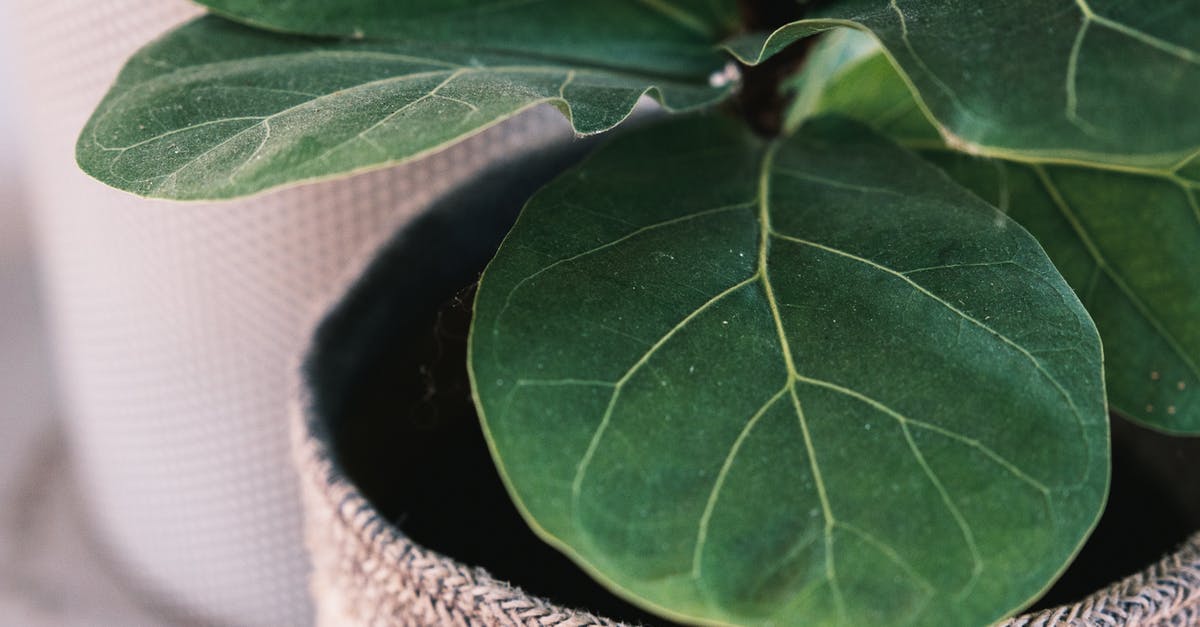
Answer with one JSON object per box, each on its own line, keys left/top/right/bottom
{"left": 0, "top": 2, "right": 573, "bottom": 624}
{"left": 0, "top": 0, "right": 55, "bottom": 532}
{"left": 0, "top": 0, "right": 60, "bottom": 619}
{"left": 0, "top": 4, "right": 170, "bottom": 624}
{"left": 0, "top": 0, "right": 52, "bottom": 447}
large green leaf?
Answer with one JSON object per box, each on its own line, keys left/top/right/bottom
{"left": 76, "top": 15, "right": 733, "bottom": 200}
{"left": 726, "top": 1, "right": 1200, "bottom": 172}
{"left": 470, "top": 114, "right": 1108, "bottom": 626}
{"left": 793, "top": 30, "right": 1200, "bottom": 434}
{"left": 196, "top": 0, "right": 739, "bottom": 71}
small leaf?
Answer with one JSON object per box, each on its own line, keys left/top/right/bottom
{"left": 76, "top": 16, "right": 733, "bottom": 200}
{"left": 470, "top": 114, "right": 1108, "bottom": 626}
{"left": 727, "top": 1, "right": 1200, "bottom": 171}
{"left": 793, "top": 30, "right": 1200, "bottom": 434}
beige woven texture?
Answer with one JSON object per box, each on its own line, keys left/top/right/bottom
{"left": 997, "top": 540, "right": 1200, "bottom": 627}
{"left": 294, "top": 406, "right": 624, "bottom": 627}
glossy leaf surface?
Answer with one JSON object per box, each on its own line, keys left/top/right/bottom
{"left": 727, "top": 0, "right": 1200, "bottom": 171}
{"left": 76, "top": 16, "right": 733, "bottom": 200}
{"left": 792, "top": 30, "right": 1200, "bottom": 433}
{"left": 470, "top": 115, "right": 1108, "bottom": 625}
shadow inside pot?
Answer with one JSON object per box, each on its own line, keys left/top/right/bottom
{"left": 1031, "top": 415, "right": 1200, "bottom": 610}
{"left": 303, "top": 134, "right": 680, "bottom": 625}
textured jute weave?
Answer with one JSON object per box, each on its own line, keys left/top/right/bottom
{"left": 294, "top": 406, "right": 622, "bottom": 627}
{"left": 996, "top": 537, "right": 1200, "bottom": 627}
{"left": 293, "top": 400, "right": 1200, "bottom": 627}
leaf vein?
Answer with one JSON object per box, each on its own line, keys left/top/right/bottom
{"left": 789, "top": 383, "right": 845, "bottom": 621}
{"left": 1034, "top": 166, "right": 1200, "bottom": 384}
{"left": 772, "top": 165, "right": 906, "bottom": 196}
{"left": 569, "top": 274, "right": 759, "bottom": 512}
{"left": 759, "top": 141, "right": 845, "bottom": 621}
{"left": 899, "top": 419, "right": 983, "bottom": 599}
{"left": 96, "top": 115, "right": 267, "bottom": 153}
{"left": 494, "top": 201, "right": 756, "bottom": 338}
{"left": 793, "top": 373, "right": 1051, "bottom": 509}
{"left": 768, "top": 230, "right": 1090, "bottom": 457}
{"left": 900, "top": 260, "right": 1020, "bottom": 276}
{"left": 887, "top": 0, "right": 990, "bottom": 135}
{"left": 139, "top": 69, "right": 457, "bottom": 189}
{"left": 308, "top": 68, "right": 471, "bottom": 166}
{"left": 835, "top": 521, "right": 936, "bottom": 595}
{"left": 691, "top": 385, "right": 789, "bottom": 580}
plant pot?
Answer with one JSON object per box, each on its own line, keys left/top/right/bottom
{"left": 294, "top": 150, "right": 1200, "bottom": 626}
{"left": 6, "top": 1, "right": 575, "bottom": 623}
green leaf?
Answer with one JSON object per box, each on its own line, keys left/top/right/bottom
{"left": 727, "top": 1, "right": 1200, "bottom": 171}
{"left": 196, "top": 0, "right": 740, "bottom": 71}
{"left": 793, "top": 30, "right": 1200, "bottom": 434}
{"left": 470, "top": 114, "right": 1108, "bottom": 626}
{"left": 76, "top": 15, "right": 733, "bottom": 200}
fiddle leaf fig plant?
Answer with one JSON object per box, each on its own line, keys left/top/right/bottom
{"left": 77, "top": 1, "right": 1200, "bottom": 625}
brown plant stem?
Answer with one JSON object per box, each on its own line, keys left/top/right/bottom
{"left": 734, "top": 0, "right": 811, "bottom": 137}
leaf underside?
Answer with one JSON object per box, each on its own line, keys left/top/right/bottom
{"left": 76, "top": 14, "right": 732, "bottom": 200}
{"left": 470, "top": 115, "right": 1108, "bottom": 626}
{"left": 793, "top": 30, "right": 1200, "bottom": 434}
{"left": 727, "top": 0, "right": 1200, "bottom": 172}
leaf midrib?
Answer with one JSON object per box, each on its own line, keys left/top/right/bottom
{"left": 755, "top": 141, "right": 847, "bottom": 618}
{"left": 561, "top": 141, "right": 1078, "bottom": 618}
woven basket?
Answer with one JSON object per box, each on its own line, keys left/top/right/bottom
{"left": 292, "top": 149, "right": 1200, "bottom": 627}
